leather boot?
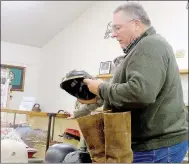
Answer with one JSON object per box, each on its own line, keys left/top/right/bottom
{"left": 76, "top": 113, "right": 105, "bottom": 163}
{"left": 103, "top": 112, "right": 133, "bottom": 163}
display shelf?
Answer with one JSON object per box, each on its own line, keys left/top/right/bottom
{"left": 28, "top": 158, "right": 44, "bottom": 163}
{"left": 96, "top": 69, "right": 188, "bottom": 80}
{"left": 96, "top": 74, "right": 113, "bottom": 79}
{"left": 1, "top": 108, "right": 69, "bottom": 118}
{"left": 180, "top": 69, "right": 188, "bottom": 74}
{"left": 1, "top": 108, "right": 70, "bottom": 159}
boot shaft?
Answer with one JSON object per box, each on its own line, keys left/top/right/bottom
{"left": 77, "top": 113, "right": 105, "bottom": 163}
{"left": 104, "top": 112, "right": 133, "bottom": 163}
{"left": 77, "top": 112, "right": 133, "bottom": 163}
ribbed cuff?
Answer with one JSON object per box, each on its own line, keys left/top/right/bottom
{"left": 97, "top": 83, "right": 109, "bottom": 100}
{"left": 73, "top": 109, "right": 91, "bottom": 118}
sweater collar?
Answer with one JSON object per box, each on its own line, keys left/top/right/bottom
{"left": 123, "top": 26, "right": 156, "bottom": 55}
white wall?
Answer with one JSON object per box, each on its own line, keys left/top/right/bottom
{"left": 141, "top": 1, "right": 188, "bottom": 70}
{"left": 1, "top": 41, "right": 42, "bottom": 109}
{"left": 38, "top": 1, "right": 188, "bottom": 112}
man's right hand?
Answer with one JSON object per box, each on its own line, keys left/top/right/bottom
{"left": 77, "top": 97, "right": 97, "bottom": 104}
{"left": 66, "top": 114, "right": 75, "bottom": 119}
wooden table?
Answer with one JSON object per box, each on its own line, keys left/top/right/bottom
{"left": 1, "top": 108, "right": 70, "bottom": 152}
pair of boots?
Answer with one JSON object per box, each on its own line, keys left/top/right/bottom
{"left": 77, "top": 112, "right": 133, "bottom": 163}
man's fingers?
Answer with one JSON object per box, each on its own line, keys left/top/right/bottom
{"left": 83, "top": 78, "right": 92, "bottom": 84}
{"left": 67, "top": 116, "right": 75, "bottom": 119}
{"left": 78, "top": 98, "right": 97, "bottom": 104}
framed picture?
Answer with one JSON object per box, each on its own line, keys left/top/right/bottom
{"left": 99, "top": 61, "right": 112, "bottom": 75}
{"left": 1, "top": 64, "right": 25, "bottom": 92}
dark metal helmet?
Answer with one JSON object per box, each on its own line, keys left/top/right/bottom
{"left": 63, "top": 150, "right": 92, "bottom": 163}
{"left": 45, "top": 144, "right": 77, "bottom": 163}
{"left": 60, "top": 70, "right": 96, "bottom": 100}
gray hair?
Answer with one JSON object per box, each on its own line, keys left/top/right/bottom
{"left": 114, "top": 2, "right": 151, "bottom": 26}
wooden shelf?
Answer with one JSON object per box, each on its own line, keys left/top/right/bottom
{"left": 180, "top": 69, "right": 188, "bottom": 74}
{"left": 96, "top": 74, "right": 113, "bottom": 79}
{"left": 1, "top": 108, "right": 69, "bottom": 118}
{"left": 96, "top": 69, "right": 188, "bottom": 79}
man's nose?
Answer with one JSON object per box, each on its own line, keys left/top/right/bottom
{"left": 111, "top": 31, "right": 117, "bottom": 38}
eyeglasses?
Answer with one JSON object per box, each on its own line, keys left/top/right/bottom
{"left": 112, "top": 19, "right": 136, "bottom": 33}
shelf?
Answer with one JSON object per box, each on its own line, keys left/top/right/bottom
{"left": 28, "top": 158, "right": 44, "bottom": 163}
{"left": 96, "top": 74, "right": 113, "bottom": 79}
{"left": 96, "top": 69, "right": 188, "bottom": 79}
{"left": 180, "top": 69, "right": 188, "bottom": 74}
{"left": 1, "top": 108, "right": 69, "bottom": 118}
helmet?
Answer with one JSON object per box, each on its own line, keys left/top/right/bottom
{"left": 45, "top": 143, "right": 77, "bottom": 163}
{"left": 1, "top": 139, "right": 28, "bottom": 163}
{"left": 60, "top": 70, "right": 96, "bottom": 100}
{"left": 63, "top": 150, "right": 92, "bottom": 163}
{"left": 59, "top": 128, "right": 80, "bottom": 141}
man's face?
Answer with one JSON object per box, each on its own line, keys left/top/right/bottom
{"left": 112, "top": 11, "right": 138, "bottom": 49}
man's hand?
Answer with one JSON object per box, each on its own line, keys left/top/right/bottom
{"left": 66, "top": 114, "right": 75, "bottom": 119}
{"left": 83, "top": 78, "right": 104, "bottom": 96}
{"left": 78, "top": 97, "right": 97, "bottom": 104}
{"left": 77, "top": 79, "right": 103, "bottom": 104}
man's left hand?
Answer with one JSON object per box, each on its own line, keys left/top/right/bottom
{"left": 83, "top": 78, "right": 103, "bottom": 96}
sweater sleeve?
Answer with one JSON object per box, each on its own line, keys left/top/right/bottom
{"left": 73, "top": 99, "right": 104, "bottom": 118}
{"left": 98, "top": 41, "right": 168, "bottom": 109}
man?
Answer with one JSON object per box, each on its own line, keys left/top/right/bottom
{"left": 78, "top": 2, "right": 188, "bottom": 163}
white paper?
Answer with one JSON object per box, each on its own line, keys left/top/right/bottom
{"left": 19, "top": 97, "right": 36, "bottom": 111}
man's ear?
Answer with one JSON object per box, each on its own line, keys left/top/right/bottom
{"left": 134, "top": 19, "right": 141, "bottom": 31}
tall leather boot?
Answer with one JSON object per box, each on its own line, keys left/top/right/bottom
{"left": 76, "top": 113, "right": 105, "bottom": 163}
{"left": 104, "top": 112, "right": 133, "bottom": 163}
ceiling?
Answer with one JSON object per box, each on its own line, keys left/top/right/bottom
{"left": 1, "top": 1, "right": 96, "bottom": 48}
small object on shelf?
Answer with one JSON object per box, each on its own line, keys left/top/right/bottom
{"left": 99, "top": 61, "right": 112, "bottom": 75}
{"left": 32, "top": 103, "right": 41, "bottom": 112}
{"left": 57, "top": 110, "right": 71, "bottom": 116}
{"left": 175, "top": 50, "right": 185, "bottom": 58}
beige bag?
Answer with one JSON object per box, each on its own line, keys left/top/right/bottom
{"left": 77, "top": 111, "right": 133, "bottom": 163}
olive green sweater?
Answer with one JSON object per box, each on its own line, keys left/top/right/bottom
{"left": 98, "top": 27, "right": 188, "bottom": 151}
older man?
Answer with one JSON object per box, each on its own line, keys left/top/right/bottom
{"left": 79, "top": 2, "right": 188, "bottom": 163}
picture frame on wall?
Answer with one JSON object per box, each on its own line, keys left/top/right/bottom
{"left": 99, "top": 61, "right": 112, "bottom": 75}
{"left": 1, "top": 64, "right": 25, "bottom": 92}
